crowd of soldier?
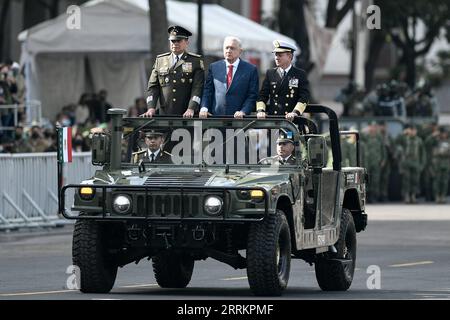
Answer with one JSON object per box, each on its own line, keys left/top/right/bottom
{"left": 348, "top": 121, "right": 450, "bottom": 204}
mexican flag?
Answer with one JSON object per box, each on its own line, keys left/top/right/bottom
{"left": 58, "top": 127, "right": 72, "bottom": 163}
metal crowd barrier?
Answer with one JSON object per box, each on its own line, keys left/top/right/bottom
{"left": 0, "top": 152, "right": 95, "bottom": 230}
{"left": 0, "top": 100, "right": 42, "bottom": 131}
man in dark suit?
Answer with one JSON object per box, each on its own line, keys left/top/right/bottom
{"left": 200, "top": 36, "right": 259, "bottom": 119}
{"left": 132, "top": 130, "right": 172, "bottom": 164}
{"left": 142, "top": 25, "right": 204, "bottom": 118}
{"left": 257, "top": 40, "right": 310, "bottom": 121}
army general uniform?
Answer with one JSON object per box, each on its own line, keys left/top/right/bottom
{"left": 257, "top": 41, "right": 310, "bottom": 116}
{"left": 146, "top": 26, "right": 205, "bottom": 115}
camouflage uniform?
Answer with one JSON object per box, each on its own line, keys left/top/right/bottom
{"left": 361, "top": 132, "right": 385, "bottom": 202}
{"left": 397, "top": 132, "right": 425, "bottom": 203}
{"left": 429, "top": 133, "right": 450, "bottom": 203}
{"left": 379, "top": 128, "right": 394, "bottom": 202}
{"left": 341, "top": 136, "right": 357, "bottom": 167}
{"left": 423, "top": 129, "right": 439, "bottom": 201}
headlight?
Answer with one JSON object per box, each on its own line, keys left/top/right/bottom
{"left": 113, "top": 195, "right": 131, "bottom": 214}
{"left": 79, "top": 187, "right": 95, "bottom": 200}
{"left": 204, "top": 196, "right": 223, "bottom": 216}
{"left": 250, "top": 190, "right": 265, "bottom": 201}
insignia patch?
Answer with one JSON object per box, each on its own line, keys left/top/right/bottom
{"left": 182, "top": 62, "right": 193, "bottom": 73}
{"left": 159, "top": 67, "right": 169, "bottom": 74}
{"left": 289, "top": 78, "right": 299, "bottom": 88}
{"left": 146, "top": 96, "right": 153, "bottom": 103}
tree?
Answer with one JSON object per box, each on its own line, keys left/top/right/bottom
{"left": 379, "top": 0, "right": 450, "bottom": 88}
{"left": 148, "top": 0, "right": 168, "bottom": 63}
{"left": 277, "top": 0, "right": 355, "bottom": 73}
{"left": 0, "top": 0, "right": 11, "bottom": 61}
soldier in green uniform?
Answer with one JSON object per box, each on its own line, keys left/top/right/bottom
{"left": 259, "top": 132, "right": 297, "bottom": 165}
{"left": 142, "top": 25, "right": 205, "bottom": 118}
{"left": 423, "top": 122, "right": 439, "bottom": 201}
{"left": 397, "top": 124, "right": 425, "bottom": 203}
{"left": 132, "top": 130, "right": 172, "bottom": 164}
{"left": 361, "top": 122, "right": 385, "bottom": 203}
{"left": 429, "top": 127, "right": 450, "bottom": 203}
{"left": 378, "top": 121, "right": 394, "bottom": 202}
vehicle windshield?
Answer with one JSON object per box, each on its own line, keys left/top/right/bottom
{"left": 121, "top": 117, "right": 305, "bottom": 167}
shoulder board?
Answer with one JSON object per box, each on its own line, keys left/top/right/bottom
{"left": 157, "top": 52, "right": 171, "bottom": 58}
{"left": 187, "top": 52, "right": 202, "bottom": 58}
{"left": 163, "top": 151, "right": 173, "bottom": 156}
{"left": 132, "top": 150, "right": 147, "bottom": 155}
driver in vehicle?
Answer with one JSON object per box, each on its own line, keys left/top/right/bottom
{"left": 259, "top": 131, "right": 296, "bottom": 165}
{"left": 132, "top": 130, "right": 172, "bottom": 164}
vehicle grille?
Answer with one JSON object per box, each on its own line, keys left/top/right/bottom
{"left": 144, "top": 171, "right": 214, "bottom": 187}
{"left": 135, "top": 193, "right": 201, "bottom": 217}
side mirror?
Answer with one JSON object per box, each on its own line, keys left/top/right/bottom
{"left": 91, "top": 133, "right": 110, "bottom": 166}
{"left": 307, "top": 135, "right": 326, "bottom": 168}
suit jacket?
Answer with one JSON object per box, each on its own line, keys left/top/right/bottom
{"left": 201, "top": 59, "right": 259, "bottom": 115}
{"left": 132, "top": 149, "right": 172, "bottom": 164}
{"left": 147, "top": 51, "right": 205, "bottom": 115}
{"left": 257, "top": 66, "right": 309, "bottom": 115}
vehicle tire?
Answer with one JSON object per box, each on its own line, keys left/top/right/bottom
{"left": 152, "top": 251, "right": 194, "bottom": 288}
{"left": 315, "top": 208, "right": 356, "bottom": 291}
{"left": 72, "top": 219, "right": 118, "bottom": 293}
{"left": 247, "top": 210, "right": 291, "bottom": 296}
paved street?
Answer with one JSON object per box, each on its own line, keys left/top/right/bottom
{"left": 1, "top": 204, "right": 450, "bottom": 300}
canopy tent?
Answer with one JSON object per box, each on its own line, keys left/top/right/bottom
{"left": 19, "top": 0, "right": 297, "bottom": 119}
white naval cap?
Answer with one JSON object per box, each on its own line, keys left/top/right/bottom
{"left": 272, "top": 40, "right": 297, "bottom": 53}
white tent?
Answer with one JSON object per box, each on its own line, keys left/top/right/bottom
{"left": 19, "top": 0, "right": 296, "bottom": 119}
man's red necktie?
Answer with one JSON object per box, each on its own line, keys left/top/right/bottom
{"left": 227, "top": 65, "right": 233, "bottom": 88}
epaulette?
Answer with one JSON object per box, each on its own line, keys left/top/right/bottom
{"left": 162, "top": 151, "right": 173, "bottom": 156}
{"left": 157, "top": 52, "right": 171, "bottom": 58}
{"left": 187, "top": 52, "right": 202, "bottom": 58}
{"left": 132, "top": 150, "right": 147, "bottom": 155}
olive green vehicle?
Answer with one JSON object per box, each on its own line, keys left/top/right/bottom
{"left": 60, "top": 105, "right": 367, "bottom": 296}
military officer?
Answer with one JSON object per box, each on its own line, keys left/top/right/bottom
{"left": 142, "top": 25, "right": 205, "bottom": 118}
{"left": 132, "top": 130, "right": 172, "bottom": 164}
{"left": 397, "top": 124, "right": 425, "bottom": 204}
{"left": 257, "top": 40, "right": 310, "bottom": 121}
{"left": 259, "top": 131, "right": 297, "bottom": 165}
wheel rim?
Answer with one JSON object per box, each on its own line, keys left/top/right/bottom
{"left": 343, "top": 228, "right": 356, "bottom": 279}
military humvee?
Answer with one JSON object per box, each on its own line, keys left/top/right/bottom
{"left": 60, "top": 104, "right": 367, "bottom": 296}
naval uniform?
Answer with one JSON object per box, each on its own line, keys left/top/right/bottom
{"left": 257, "top": 65, "right": 310, "bottom": 116}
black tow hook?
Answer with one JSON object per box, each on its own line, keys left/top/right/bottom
{"left": 192, "top": 225, "right": 205, "bottom": 241}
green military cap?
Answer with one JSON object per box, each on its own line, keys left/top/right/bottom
{"left": 168, "top": 25, "right": 192, "bottom": 41}
{"left": 143, "top": 130, "right": 164, "bottom": 138}
{"left": 277, "top": 129, "right": 294, "bottom": 144}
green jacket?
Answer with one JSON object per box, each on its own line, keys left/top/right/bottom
{"left": 147, "top": 51, "right": 205, "bottom": 115}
